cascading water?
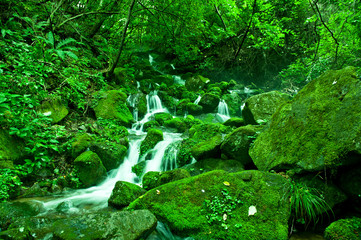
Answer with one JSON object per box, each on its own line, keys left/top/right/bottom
{"left": 42, "top": 91, "right": 181, "bottom": 214}
{"left": 194, "top": 95, "right": 201, "bottom": 105}
{"left": 216, "top": 99, "right": 230, "bottom": 122}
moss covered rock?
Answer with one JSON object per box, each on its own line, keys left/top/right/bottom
{"left": 223, "top": 92, "right": 243, "bottom": 116}
{"left": 129, "top": 170, "right": 290, "bottom": 240}
{"left": 250, "top": 67, "right": 361, "bottom": 172}
{"left": 90, "top": 142, "right": 128, "bottom": 171}
{"left": 142, "top": 171, "right": 161, "bottom": 190}
{"left": 242, "top": 91, "right": 291, "bottom": 125}
{"left": 324, "top": 218, "right": 361, "bottom": 240}
{"left": 143, "top": 120, "right": 160, "bottom": 132}
{"left": 221, "top": 125, "right": 263, "bottom": 165}
{"left": 186, "top": 103, "right": 203, "bottom": 115}
{"left": 108, "top": 181, "right": 146, "bottom": 209}
{"left": 140, "top": 128, "right": 164, "bottom": 156}
{"left": 93, "top": 90, "right": 134, "bottom": 127}
{"left": 71, "top": 133, "right": 95, "bottom": 158}
{"left": 183, "top": 158, "right": 244, "bottom": 176}
{"left": 164, "top": 118, "right": 187, "bottom": 133}
{"left": 198, "top": 93, "right": 220, "bottom": 113}
{"left": 52, "top": 210, "right": 157, "bottom": 240}
{"left": 154, "top": 112, "right": 173, "bottom": 125}
{"left": 74, "top": 151, "right": 107, "bottom": 187}
{"left": 223, "top": 117, "right": 246, "bottom": 128}
{"left": 142, "top": 169, "right": 190, "bottom": 190}
{"left": 191, "top": 135, "right": 223, "bottom": 160}
{"left": 0, "top": 129, "right": 26, "bottom": 168}
{"left": 38, "top": 98, "right": 68, "bottom": 123}
{"left": 185, "top": 75, "right": 210, "bottom": 92}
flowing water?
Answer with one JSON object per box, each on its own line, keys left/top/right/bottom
{"left": 216, "top": 99, "right": 230, "bottom": 122}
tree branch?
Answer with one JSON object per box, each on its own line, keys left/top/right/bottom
{"left": 214, "top": 5, "right": 227, "bottom": 31}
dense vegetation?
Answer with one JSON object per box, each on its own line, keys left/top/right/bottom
{"left": 0, "top": 0, "right": 361, "bottom": 238}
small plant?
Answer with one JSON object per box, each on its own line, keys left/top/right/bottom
{"left": 203, "top": 188, "right": 242, "bottom": 229}
{"left": 286, "top": 181, "right": 333, "bottom": 230}
{"left": 0, "top": 168, "right": 23, "bottom": 202}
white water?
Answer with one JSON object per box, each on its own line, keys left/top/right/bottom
{"left": 194, "top": 95, "right": 201, "bottom": 105}
{"left": 216, "top": 99, "right": 230, "bottom": 122}
{"left": 42, "top": 91, "right": 181, "bottom": 212}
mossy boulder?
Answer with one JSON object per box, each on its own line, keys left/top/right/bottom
{"left": 176, "top": 98, "right": 190, "bottom": 115}
{"left": 185, "top": 75, "right": 210, "bottom": 92}
{"left": 132, "top": 161, "right": 147, "bottom": 177}
{"left": 250, "top": 67, "right": 361, "bottom": 173}
{"left": 142, "top": 169, "right": 190, "bottom": 190}
{"left": 153, "top": 74, "right": 174, "bottom": 86}
{"left": 223, "top": 92, "right": 243, "bottom": 116}
{"left": 183, "top": 158, "right": 244, "bottom": 176}
{"left": 242, "top": 91, "right": 291, "bottom": 125}
{"left": 198, "top": 93, "right": 220, "bottom": 113}
{"left": 181, "top": 91, "right": 198, "bottom": 102}
{"left": 129, "top": 170, "right": 291, "bottom": 240}
{"left": 127, "top": 92, "right": 147, "bottom": 120}
{"left": 140, "top": 128, "right": 163, "bottom": 156}
{"left": 191, "top": 135, "right": 223, "bottom": 160}
{"left": 38, "top": 98, "right": 69, "bottom": 123}
{"left": 71, "top": 133, "right": 95, "bottom": 158}
{"left": 177, "top": 138, "right": 198, "bottom": 167}
{"left": 223, "top": 117, "right": 246, "bottom": 128}
{"left": 143, "top": 120, "right": 160, "bottom": 132}
{"left": 221, "top": 125, "right": 263, "bottom": 165}
{"left": 164, "top": 118, "right": 187, "bottom": 133}
{"left": 73, "top": 151, "right": 107, "bottom": 187}
{"left": 90, "top": 142, "right": 128, "bottom": 171}
{"left": 0, "top": 129, "right": 27, "bottom": 168}
{"left": 93, "top": 90, "right": 134, "bottom": 127}
{"left": 186, "top": 103, "right": 203, "bottom": 115}
{"left": 324, "top": 218, "right": 361, "bottom": 240}
{"left": 154, "top": 112, "right": 173, "bottom": 125}
{"left": 52, "top": 210, "right": 157, "bottom": 240}
{"left": 108, "top": 181, "right": 146, "bottom": 209}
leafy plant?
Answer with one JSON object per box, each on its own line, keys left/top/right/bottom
{"left": 203, "top": 188, "right": 242, "bottom": 229}
{"left": 286, "top": 181, "right": 333, "bottom": 230}
{"left": 0, "top": 168, "right": 23, "bottom": 202}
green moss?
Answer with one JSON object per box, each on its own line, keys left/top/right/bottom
{"left": 90, "top": 141, "right": 128, "bottom": 171}
{"left": 38, "top": 98, "right": 68, "bottom": 123}
{"left": 93, "top": 90, "right": 134, "bottom": 127}
{"left": 223, "top": 117, "right": 245, "bottom": 128}
{"left": 128, "top": 170, "right": 290, "bottom": 240}
{"left": 164, "top": 118, "right": 187, "bottom": 133}
{"left": 250, "top": 67, "right": 361, "bottom": 172}
{"left": 143, "top": 120, "right": 160, "bottom": 132}
{"left": 176, "top": 138, "right": 197, "bottom": 167}
{"left": 324, "top": 218, "right": 361, "bottom": 240}
{"left": 154, "top": 112, "right": 173, "bottom": 126}
{"left": 198, "top": 93, "right": 220, "bottom": 113}
{"left": 74, "top": 151, "right": 106, "bottom": 187}
{"left": 71, "top": 133, "right": 95, "bottom": 158}
{"left": 142, "top": 171, "right": 161, "bottom": 190}
{"left": 186, "top": 103, "right": 202, "bottom": 115}
{"left": 191, "top": 135, "right": 222, "bottom": 160}
{"left": 132, "top": 161, "right": 147, "bottom": 177}
{"left": 108, "top": 181, "right": 146, "bottom": 209}
{"left": 140, "top": 128, "right": 164, "bottom": 156}
{"left": 0, "top": 129, "right": 26, "bottom": 167}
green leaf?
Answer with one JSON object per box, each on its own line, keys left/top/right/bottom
{"left": 65, "top": 51, "right": 78, "bottom": 60}
{"left": 46, "top": 32, "right": 55, "bottom": 48}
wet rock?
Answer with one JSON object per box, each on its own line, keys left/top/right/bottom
{"left": 191, "top": 135, "right": 222, "bottom": 160}
{"left": 164, "top": 118, "right": 187, "bottom": 133}
{"left": 52, "top": 210, "right": 157, "bottom": 240}
{"left": 185, "top": 75, "right": 210, "bottom": 92}
{"left": 93, "top": 90, "right": 134, "bottom": 128}
{"left": 108, "top": 181, "right": 146, "bottom": 209}
{"left": 142, "top": 169, "right": 190, "bottom": 191}
{"left": 198, "top": 93, "right": 220, "bottom": 113}
{"left": 183, "top": 158, "right": 244, "bottom": 176}
{"left": 324, "top": 217, "right": 361, "bottom": 240}
{"left": 221, "top": 125, "right": 263, "bottom": 165}
{"left": 143, "top": 120, "right": 160, "bottom": 132}
{"left": 71, "top": 133, "right": 95, "bottom": 158}
{"left": 90, "top": 141, "right": 128, "bottom": 171}
{"left": 242, "top": 90, "right": 291, "bottom": 125}
{"left": 129, "top": 170, "right": 290, "bottom": 240}
{"left": 74, "top": 151, "right": 107, "bottom": 187}
{"left": 250, "top": 67, "right": 361, "bottom": 172}
{"left": 154, "top": 112, "right": 173, "bottom": 126}
{"left": 186, "top": 103, "right": 203, "bottom": 115}
{"left": 142, "top": 171, "right": 161, "bottom": 190}
{"left": 223, "top": 117, "right": 246, "bottom": 128}
{"left": 140, "top": 128, "right": 164, "bottom": 156}
{"left": 38, "top": 98, "right": 69, "bottom": 123}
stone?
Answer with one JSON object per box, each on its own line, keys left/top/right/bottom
{"left": 71, "top": 133, "right": 95, "bottom": 158}
{"left": 73, "top": 151, "right": 107, "bottom": 187}
{"left": 38, "top": 98, "right": 68, "bottom": 123}
{"left": 223, "top": 117, "right": 246, "bottom": 128}
{"left": 0, "top": 129, "right": 27, "bottom": 168}
{"left": 191, "top": 135, "right": 222, "bottom": 160}
{"left": 142, "top": 169, "right": 190, "bottom": 190}
{"left": 242, "top": 90, "right": 291, "bottom": 125}
{"left": 250, "top": 67, "right": 361, "bottom": 173}
{"left": 324, "top": 218, "right": 361, "bottom": 240}
{"left": 140, "top": 128, "right": 164, "bottom": 156}
{"left": 90, "top": 141, "right": 127, "bottom": 171}
{"left": 183, "top": 158, "right": 244, "bottom": 176}
{"left": 93, "top": 90, "right": 134, "bottom": 128}
{"left": 221, "top": 125, "right": 263, "bottom": 165}
{"left": 129, "top": 170, "right": 290, "bottom": 240}
{"left": 164, "top": 118, "right": 187, "bottom": 133}
{"left": 108, "top": 181, "right": 146, "bottom": 209}
{"left": 198, "top": 93, "right": 220, "bottom": 113}
{"left": 154, "top": 112, "right": 173, "bottom": 125}
{"left": 185, "top": 75, "right": 210, "bottom": 92}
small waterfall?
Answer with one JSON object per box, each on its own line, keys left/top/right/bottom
{"left": 194, "top": 95, "right": 201, "bottom": 105}
{"left": 216, "top": 99, "right": 230, "bottom": 122}
{"left": 127, "top": 94, "right": 139, "bottom": 122}
{"left": 173, "top": 75, "right": 185, "bottom": 85}
{"left": 161, "top": 141, "right": 180, "bottom": 171}
{"left": 144, "top": 133, "right": 182, "bottom": 173}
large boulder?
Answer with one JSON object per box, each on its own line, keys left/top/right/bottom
{"left": 242, "top": 91, "right": 291, "bottom": 125}
{"left": 324, "top": 218, "right": 361, "bottom": 240}
{"left": 38, "top": 98, "right": 68, "bottom": 123}
{"left": 221, "top": 125, "right": 263, "bottom": 165}
{"left": 223, "top": 92, "right": 243, "bottom": 116}
{"left": 183, "top": 158, "right": 244, "bottom": 176}
{"left": 73, "top": 151, "right": 107, "bottom": 187}
{"left": 198, "top": 93, "right": 220, "bottom": 113}
{"left": 0, "top": 129, "right": 27, "bottom": 168}
{"left": 90, "top": 142, "right": 128, "bottom": 171}
{"left": 142, "top": 169, "right": 190, "bottom": 190}
{"left": 129, "top": 170, "right": 291, "bottom": 240}
{"left": 71, "top": 133, "right": 95, "bottom": 158}
{"left": 93, "top": 90, "right": 134, "bottom": 127}
{"left": 250, "top": 67, "right": 361, "bottom": 173}
{"left": 191, "top": 135, "right": 222, "bottom": 160}
{"left": 108, "top": 181, "right": 146, "bottom": 209}
{"left": 185, "top": 75, "right": 210, "bottom": 92}
{"left": 140, "top": 128, "right": 164, "bottom": 156}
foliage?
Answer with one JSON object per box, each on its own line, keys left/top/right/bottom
{"left": 203, "top": 188, "right": 242, "bottom": 229}
{"left": 286, "top": 181, "right": 333, "bottom": 229}
{"left": 0, "top": 168, "right": 23, "bottom": 202}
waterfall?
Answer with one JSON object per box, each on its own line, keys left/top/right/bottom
{"left": 194, "top": 95, "right": 201, "bottom": 105}
{"left": 42, "top": 91, "right": 179, "bottom": 212}
{"left": 127, "top": 94, "right": 139, "bottom": 122}
{"left": 216, "top": 99, "right": 230, "bottom": 122}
